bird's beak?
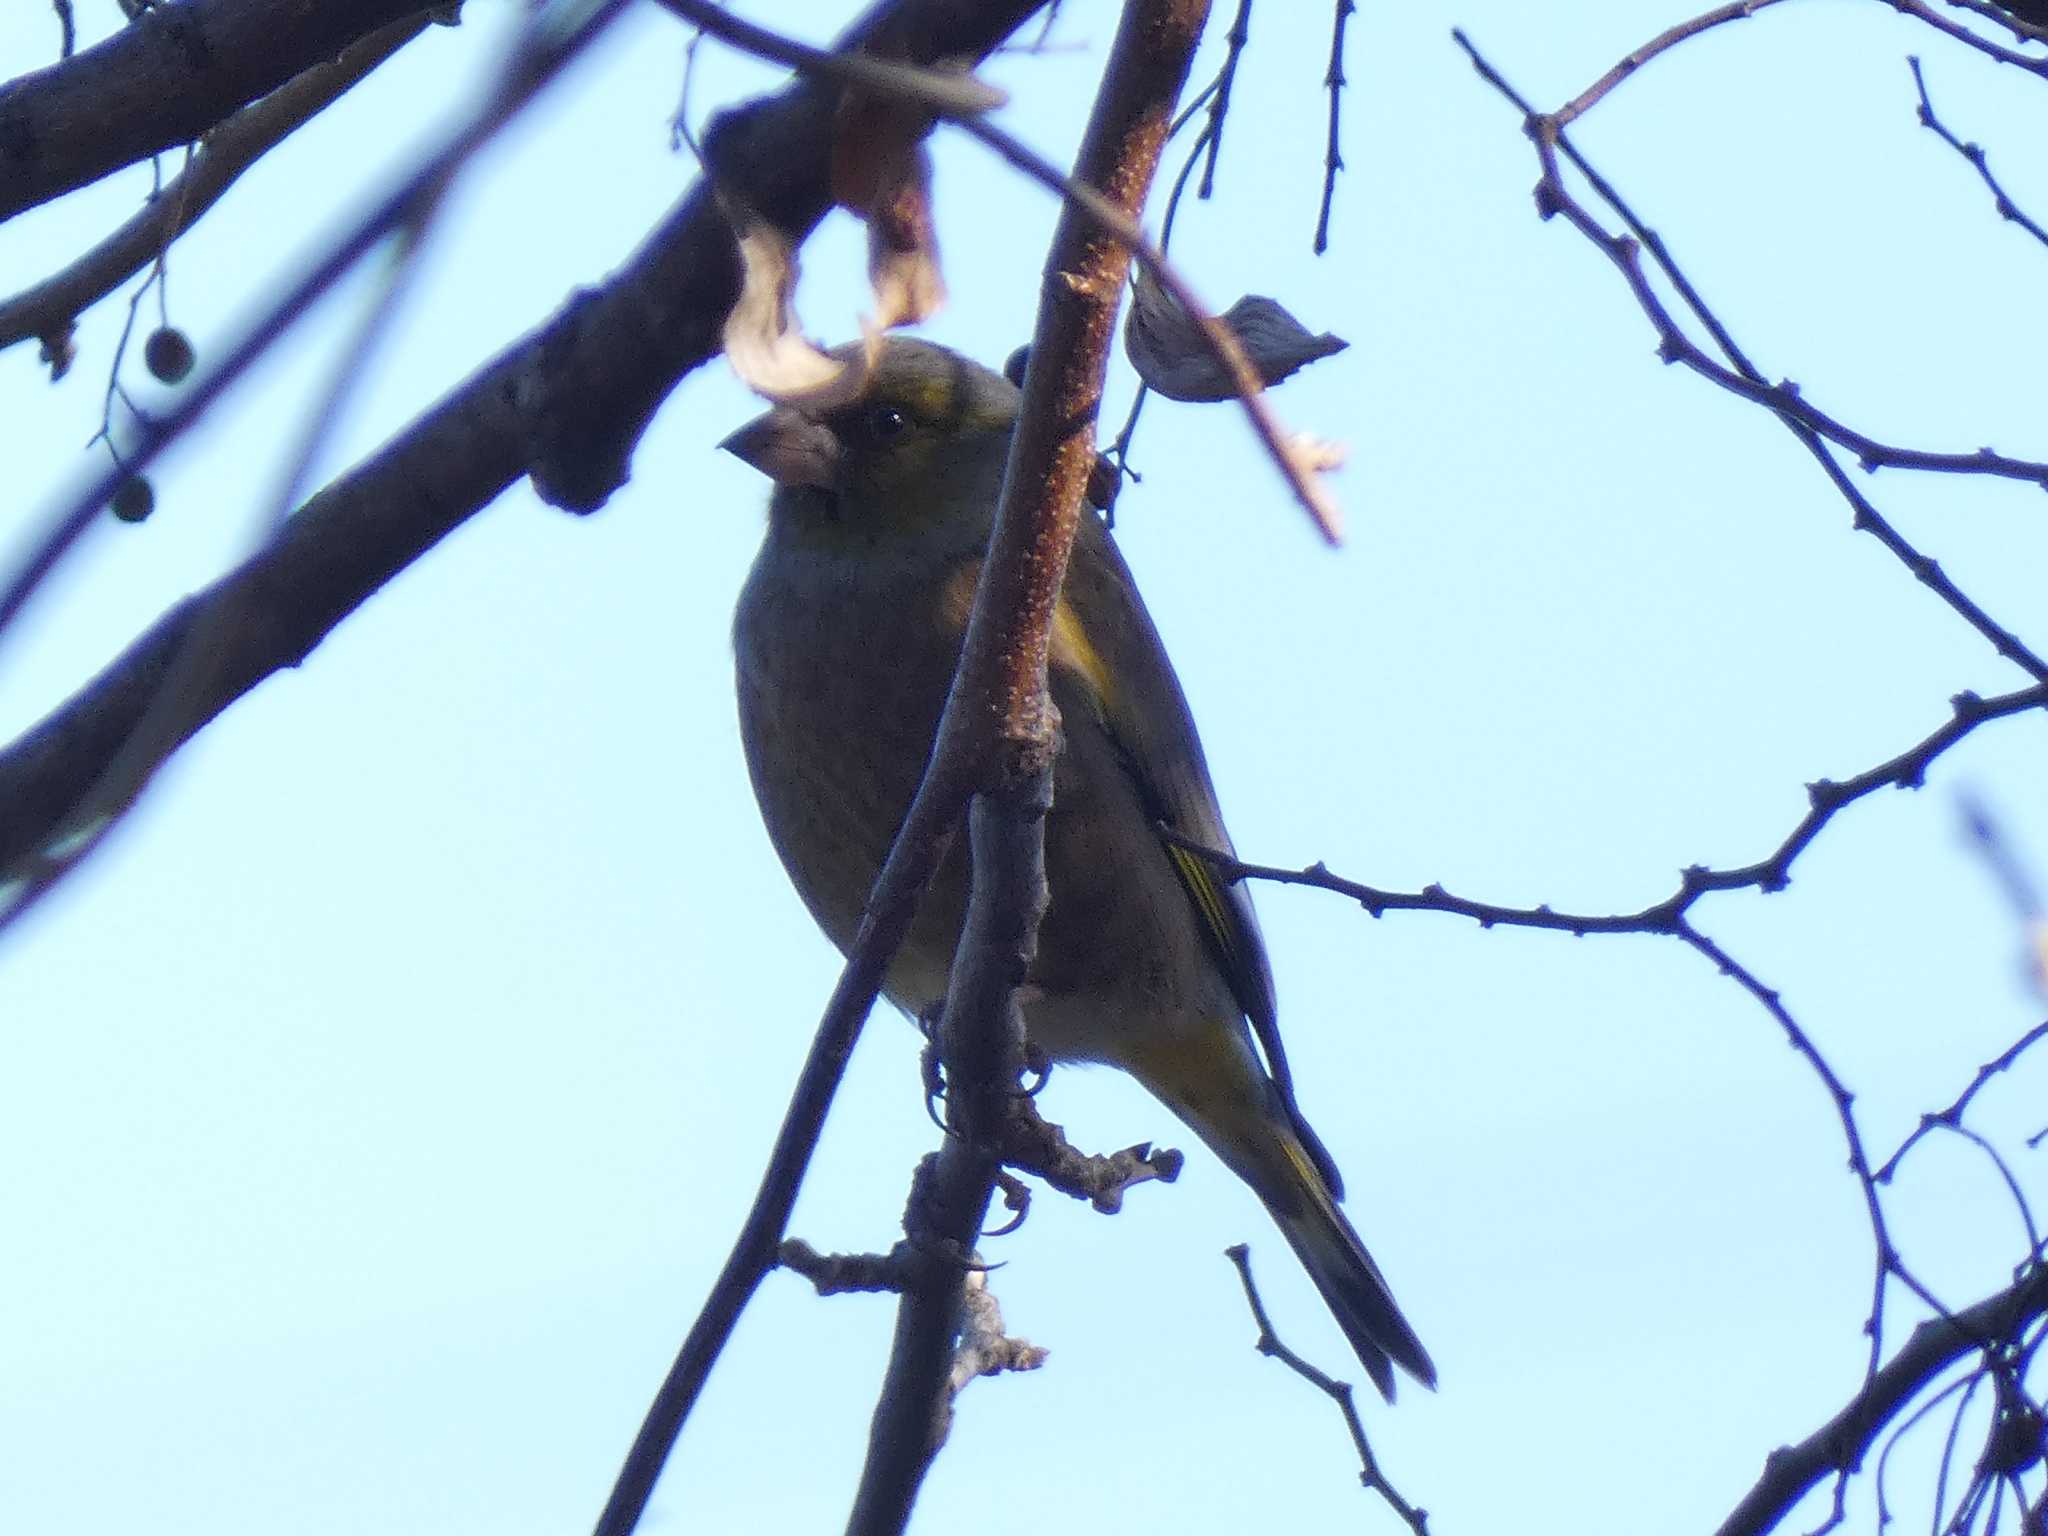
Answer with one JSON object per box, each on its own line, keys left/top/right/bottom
{"left": 719, "top": 406, "right": 841, "bottom": 491}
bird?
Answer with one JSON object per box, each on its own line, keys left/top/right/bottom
{"left": 724, "top": 336, "right": 1433, "bottom": 1399}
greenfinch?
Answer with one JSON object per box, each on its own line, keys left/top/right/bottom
{"left": 725, "top": 338, "right": 1433, "bottom": 1399}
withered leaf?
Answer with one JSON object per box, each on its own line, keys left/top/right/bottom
{"left": 832, "top": 88, "right": 946, "bottom": 331}
{"left": 717, "top": 188, "right": 874, "bottom": 407}
{"left": 1124, "top": 265, "right": 1348, "bottom": 402}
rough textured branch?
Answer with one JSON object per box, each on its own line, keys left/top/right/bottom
{"left": 845, "top": 772, "right": 1053, "bottom": 1536}
{"left": 0, "top": 0, "right": 1038, "bottom": 880}
{"left": 0, "top": 13, "right": 432, "bottom": 355}
{"left": 580, "top": 8, "right": 1057, "bottom": 1535}
{"left": 1714, "top": 1263, "right": 2048, "bottom": 1536}
{"left": 0, "top": 0, "right": 433, "bottom": 224}
{"left": 844, "top": 5, "right": 1210, "bottom": 1528}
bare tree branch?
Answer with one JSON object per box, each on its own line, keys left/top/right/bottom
{"left": 1552, "top": 1, "right": 1784, "bottom": 129}
{"left": 1159, "top": 683, "right": 2048, "bottom": 939}
{"left": 1714, "top": 1262, "right": 2048, "bottom": 1536}
{"left": 1878, "top": 1020, "right": 2048, "bottom": 1182}
{"left": 845, "top": 3, "right": 1210, "bottom": 1527}
{"left": 1910, "top": 54, "right": 2048, "bottom": 251}
{"left": 1313, "top": 0, "right": 1355, "bottom": 254}
{"left": 0, "top": 0, "right": 1042, "bottom": 892}
{"left": 1454, "top": 30, "right": 2048, "bottom": 684}
{"left": 0, "top": 0, "right": 436, "bottom": 224}
{"left": 0, "top": 13, "right": 433, "bottom": 356}
{"left": 845, "top": 770, "right": 1054, "bottom": 1536}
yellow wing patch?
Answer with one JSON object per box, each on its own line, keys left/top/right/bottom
{"left": 1167, "top": 841, "right": 1251, "bottom": 996}
{"left": 1050, "top": 596, "right": 1117, "bottom": 716}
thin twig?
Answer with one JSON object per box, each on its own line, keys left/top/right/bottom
{"left": 1105, "top": 4, "right": 1256, "bottom": 491}
{"left": 647, "top": 0, "right": 1011, "bottom": 117}
{"left": 1313, "top": 0, "right": 1354, "bottom": 254}
{"left": 1162, "top": 683, "right": 2048, "bottom": 939}
{"left": 1452, "top": 31, "right": 2048, "bottom": 683}
{"left": 1226, "top": 1245, "right": 1429, "bottom": 1534}
{"left": 1196, "top": 0, "right": 1251, "bottom": 199}
{"left": 1552, "top": 1, "right": 1784, "bottom": 129}
{"left": 1676, "top": 923, "right": 1937, "bottom": 1383}
{"left": 1909, "top": 55, "right": 2048, "bottom": 251}
{"left": 1880, "top": 1022, "right": 2048, "bottom": 1182}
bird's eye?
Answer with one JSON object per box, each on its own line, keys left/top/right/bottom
{"left": 863, "top": 404, "right": 908, "bottom": 441}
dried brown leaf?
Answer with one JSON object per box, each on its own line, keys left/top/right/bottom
{"left": 717, "top": 190, "right": 877, "bottom": 407}
{"left": 833, "top": 90, "right": 946, "bottom": 330}
{"left": 1124, "top": 265, "right": 1348, "bottom": 402}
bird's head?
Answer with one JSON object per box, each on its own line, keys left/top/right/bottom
{"left": 721, "top": 338, "right": 1019, "bottom": 550}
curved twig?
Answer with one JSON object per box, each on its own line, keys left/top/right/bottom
{"left": 1715, "top": 1264, "right": 2048, "bottom": 1536}
{"left": 1909, "top": 54, "right": 2048, "bottom": 252}
{"left": 1453, "top": 30, "right": 2048, "bottom": 683}
{"left": 1160, "top": 683, "right": 2048, "bottom": 939}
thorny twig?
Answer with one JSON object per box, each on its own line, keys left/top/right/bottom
{"left": 1313, "top": 0, "right": 1355, "bottom": 253}
{"left": 1910, "top": 54, "right": 2048, "bottom": 251}
{"left": 1226, "top": 1245, "right": 1429, "bottom": 1534}
{"left": 1453, "top": 31, "right": 2048, "bottom": 683}
{"left": 1880, "top": 1022, "right": 2048, "bottom": 1183}
{"left": 1164, "top": 684, "right": 2048, "bottom": 938}
{"left": 1197, "top": 0, "right": 1251, "bottom": 200}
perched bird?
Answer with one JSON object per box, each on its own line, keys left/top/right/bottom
{"left": 725, "top": 338, "right": 1433, "bottom": 1398}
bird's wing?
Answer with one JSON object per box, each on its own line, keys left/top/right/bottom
{"left": 1050, "top": 516, "right": 1293, "bottom": 1084}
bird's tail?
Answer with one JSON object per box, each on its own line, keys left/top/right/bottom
{"left": 1257, "top": 1131, "right": 1435, "bottom": 1401}
{"left": 1149, "top": 1048, "right": 1435, "bottom": 1401}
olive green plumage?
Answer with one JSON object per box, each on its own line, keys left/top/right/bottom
{"left": 726, "top": 338, "right": 1433, "bottom": 1399}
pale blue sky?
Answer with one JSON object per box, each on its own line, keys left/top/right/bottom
{"left": 1, "top": 2, "right": 2045, "bottom": 1532}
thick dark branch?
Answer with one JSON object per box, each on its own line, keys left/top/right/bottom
{"left": 778, "top": 1238, "right": 908, "bottom": 1296}
{"left": 846, "top": 773, "right": 1052, "bottom": 1536}
{"left": 0, "top": 0, "right": 1038, "bottom": 880}
{"left": 845, "top": 5, "right": 1209, "bottom": 1528}
{"left": 1894, "top": 0, "right": 2048, "bottom": 73}
{"left": 0, "top": 13, "right": 432, "bottom": 355}
{"left": 1714, "top": 1262, "right": 2048, "bottom": 1536}
{"left": 1941, "top": 0, "right": 2048, "bottom": 41}
{"left": 1944, "top": 0, "right": 2048, "bottom": 44}
{"left": 0, "top": 0, "right": 434, "bottom": 224}
{"left": 999, "top": 1102, "right": 1182, "bottom": 1212}
{"left": 579, "top": 8, "right": 1058, "bottom": 1534}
